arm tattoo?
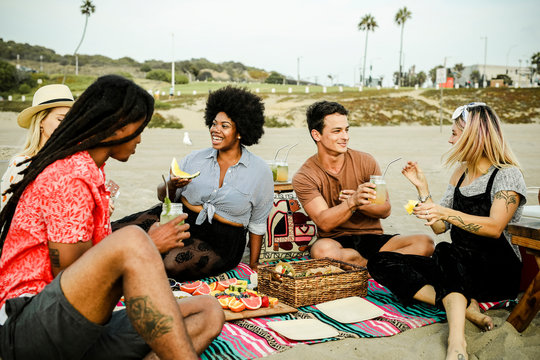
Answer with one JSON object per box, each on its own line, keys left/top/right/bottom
{"left": 49, "top": 249, "right": 60, "bottom": 268}
{"left": 446, "top": 215, "right": 482, "bottom": 233}
{"left": 495, "top": 190, "right": 518, "bottom": 212}
{"left": 126, "top": 296, "right": 173, "bottom": 342}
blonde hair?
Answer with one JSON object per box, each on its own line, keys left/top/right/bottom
{"left": 20, "top": 109, "right": 51, "bottom": 157}
{"left": 444, "top": 105, "right": 520, "bottom": 175}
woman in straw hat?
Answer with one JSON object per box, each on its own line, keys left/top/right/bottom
{"left": 1, "top": 84, "right": 74, "bottom": 208}
{"left": 368, "top": 102, "right": 527, "bottom": 360}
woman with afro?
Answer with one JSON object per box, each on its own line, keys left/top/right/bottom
{"left": 158, "top": 86, "right": 274, "bottom": 280}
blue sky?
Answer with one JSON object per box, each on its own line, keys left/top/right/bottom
{"left": 1, "top": 0, "right": 538, "bottom": 86}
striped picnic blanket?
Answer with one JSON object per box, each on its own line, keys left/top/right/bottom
{"left": 194, "top": 261, "right": 515, "bottom": 359}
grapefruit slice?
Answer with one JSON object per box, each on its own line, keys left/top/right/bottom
{"left": 171, "top": 158, "right": 201, "bottom": 179}
{"left": 218, "top": 297, "right": 232, "bottom": 309}
{"left": 192, "top": 282, "right": 211, "bottom": 296}
{"left": 241, "top": 296, "right": 262, "bottom": 310}
{"left": 180, "top": 281, "right": 202, "bottom": 294}
{"left": 217, "top": 278, "right": 237, "bottom": 290}
{"left": 228, "top": 298, "right": 246, "bottom": 312}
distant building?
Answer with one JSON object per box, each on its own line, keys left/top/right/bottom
{"left": 459, "top": 64, "right": 534, "bottom": 87}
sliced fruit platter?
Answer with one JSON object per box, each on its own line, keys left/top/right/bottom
{"left": 177, "top": 278, "right": 279, "bottom": 312}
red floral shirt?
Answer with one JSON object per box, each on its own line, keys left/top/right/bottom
{"left": 0, "top": 151, "right": 111, "bottom": 307}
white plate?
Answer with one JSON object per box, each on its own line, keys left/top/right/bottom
{"left": 267, "top": 319, "right": 339, "bottom": 341}
{"left": 172, "top": 290, "right": 192, "bottom": 299}
{"left": 316, "top": 296, "right": 384, "bottom": 323}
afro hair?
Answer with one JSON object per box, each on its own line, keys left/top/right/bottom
{"left": 204, "top": 86, "right": 265, "bottom": 146}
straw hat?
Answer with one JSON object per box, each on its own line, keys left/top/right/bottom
{"left": 17, "top": 84, "right": 74, "bottom": 128}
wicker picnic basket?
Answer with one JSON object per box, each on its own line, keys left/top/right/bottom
{"left": 258, "top": 258, "right": 369, "bottom": 307}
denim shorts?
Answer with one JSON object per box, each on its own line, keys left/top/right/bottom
{"left": 0, "top": 274, "right": 150, "bottom": 360}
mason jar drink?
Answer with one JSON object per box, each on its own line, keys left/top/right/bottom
{"left": 266, "top": 160, "right": 278, "bottom": 182}
{"left": 276, "top": 161, "right": 288, "bottom": 182}
{"left": 369, "top": 175, "right": 387, "bottom": 204}
{"left": 160, "top": 202, "right": 184, "bottom": 224}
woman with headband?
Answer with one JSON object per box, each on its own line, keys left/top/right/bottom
{"left": 368, "top": 102, "right": 526, "bottom": 360}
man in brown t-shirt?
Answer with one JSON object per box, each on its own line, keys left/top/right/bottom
{"left": 292, "top": 101, "right": 434, "bottom": 267}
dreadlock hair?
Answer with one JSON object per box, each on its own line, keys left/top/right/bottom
{"left": 0, "top": 75, "right": 154, "bottom": 250}
{"left": 204, "top": 86, "right": 265, "bottom": 146}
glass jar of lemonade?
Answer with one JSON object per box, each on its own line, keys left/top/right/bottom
{"left": 369, "top": 175, "right": 387, "bottom": 204}
{"left": 276, "top": 161, "right": 289, "bottom": 182}
{"left": 160, "top": 202, "right": 184, "bottom": 224}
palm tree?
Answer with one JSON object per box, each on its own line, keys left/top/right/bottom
{"left": 74, "top": 0, "right": 96, "bottom": 75}
{"left": 357, "top": 14, "right": 378, "bottom": 86}
{"left": 394, "top": 7, "right": 412, "bottom": 87}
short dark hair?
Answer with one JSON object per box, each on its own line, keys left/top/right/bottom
{"left": 306, "top": 100, "right": 348, "bottom": 136}
{"left": 204, "top": 86, "right": 265, "bottom": 146}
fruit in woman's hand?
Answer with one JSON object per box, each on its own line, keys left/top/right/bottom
{"left": 404, "top": 200, "right": 419, "bottom": 215}
{"left": 171, "top": 157, "right": 200, "bottom": 179}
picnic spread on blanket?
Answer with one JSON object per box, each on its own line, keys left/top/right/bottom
{"left": 113, "top": 259, "right": 515, "bottom": 360}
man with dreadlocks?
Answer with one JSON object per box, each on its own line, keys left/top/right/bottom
{"left": 0, "top": 75, "right": 224, "bottom": 360}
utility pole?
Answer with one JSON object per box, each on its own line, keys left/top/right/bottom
{"left": 439, "top": 57, "right": 449, "bottom": 133}
{"left": 481, "top": 36, "right": 488, "bottom": 87}
{"left": 506, "top": 44, "right": 516, "bottom": 74}
{"left": 171, "top": 33, "right": 175, "bottom": 97}
{"left": 297, "top": 57, "right": 301, "bottom": 86}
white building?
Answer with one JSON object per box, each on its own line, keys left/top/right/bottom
{"left": 459, "top": 64, "right": 535, "bottom": 87}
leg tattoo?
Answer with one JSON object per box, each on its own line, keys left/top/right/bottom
{"left": 126, "top": 296, "right": 173, "bottom": 342}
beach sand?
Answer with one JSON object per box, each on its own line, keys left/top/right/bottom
{"left": 1, "top": 110, "right": 539, "bottom": 359}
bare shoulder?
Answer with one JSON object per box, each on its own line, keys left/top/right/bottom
{"left": 449, "top": 165, "right": 466, "bottom": 186}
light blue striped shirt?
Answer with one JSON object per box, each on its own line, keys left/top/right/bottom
{"left": 173, "top": 147, "right": 274, "bottom": 235}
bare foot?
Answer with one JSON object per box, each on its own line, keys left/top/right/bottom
{"left": 465, "top": 299, "right": 493, "bottom": 331}
{"left": 446, "top": 340, "right": 468, "bottom": 360}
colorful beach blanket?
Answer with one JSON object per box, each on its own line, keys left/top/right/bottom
{"left": 195, "top": 261, "right": 515, "bottom": 360}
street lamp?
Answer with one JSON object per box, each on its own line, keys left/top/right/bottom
{"left": 506, "top": 45, "right": 516, "bottom": 74}
{"left": 481, "top": 36, "right": 488, "bottom": 87}
{"left": 297, "top": 57, "right": 302, "bottom": 86}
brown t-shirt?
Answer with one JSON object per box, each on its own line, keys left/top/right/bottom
{"left": 292, "top": 149, "right": 384, "bottom": 238}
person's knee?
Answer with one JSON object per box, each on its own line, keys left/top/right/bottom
{"left": 114, "top": 225, "right": 160, "bottom": 262}
{"left": 417, "top": 235, "right": 435, "bottom": 256}
{"left": 198, "top": 296, "right": 225, "bottom": 335}
{"left": 310, "top": 239, "right": 339, "bottom": 259}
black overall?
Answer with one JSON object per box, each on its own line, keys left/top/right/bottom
{"left": 368, "top": 168, "right": 522, "bottom": 309}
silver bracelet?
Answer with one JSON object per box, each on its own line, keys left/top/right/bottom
{"left": 418, "top": 193, "right": 432, "bottom": 203}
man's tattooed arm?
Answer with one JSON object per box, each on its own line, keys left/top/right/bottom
{"left": 126, "top": 296, "right": 173, "bottom": 342}
{"left": 495, "top": 190, "right": 518, "bottom": 212}
{"left": 446, "top": 215, "right": 482, "bottom": 233}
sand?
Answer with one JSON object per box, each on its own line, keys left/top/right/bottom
{"left": 1, "top": 109, "right": 539, "bottom": 359}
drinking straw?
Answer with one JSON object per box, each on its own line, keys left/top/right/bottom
{"left": 283, "top": 143, "right": 298, "bottom": 162}
{"left": 162, "top": 174, "right": 169, "bottom": 200}
{"left": 382, "top": 157, "right": 402, "bottom": 178}
{"left": 273, "top": 144, "right": 289, "bottom": 161}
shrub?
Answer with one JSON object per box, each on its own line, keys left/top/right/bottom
{"left": 140, "top": 64, "right": 152, "bottom": 72}
{"left": 0, "top": 60, "right": 18, "bottom": 92}
{"left": 265, "top": 116, "right": 291, "bottom": 128}
{"left": 18, "top": 83, "right": 31, "bottom": 94}
{"left": 175, "top": 73, "right": 189, "bottom": 84}
{"left": 146, "top": 69, "right": 169, "bottom": 82}
{"left": 148, "top": 112, "right": 184, "bottom": 129}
